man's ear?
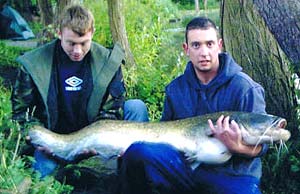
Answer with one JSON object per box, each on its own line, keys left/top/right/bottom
{"left": 218, "top": 38, "right": 223, "bottom": 51}
{"left": 57, "top": 30, "right": 62, "bottom": 39}
{"left": 182, "top": 43, "right": 189, "bottom": 56}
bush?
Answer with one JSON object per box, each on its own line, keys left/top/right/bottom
{"left": 85, "top": 0, "right": 185, "bottom": 120}
{"left": 0, "top": 41, "right": 29, "bottom": 67}
{"left": 0, "top": 85, "right": 73, "bottom": 193}
{"left": 171, "top": 0, "right": 221, "bottom": 10}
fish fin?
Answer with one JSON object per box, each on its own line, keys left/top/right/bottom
{"left": 190, "top": 161, "right": 201, "bottom": 170}
{"left": 184, "top": 152, "right": 197, "bottom": 163}
{"left": 184, "top": 153, "right": 201, "bottom": 170}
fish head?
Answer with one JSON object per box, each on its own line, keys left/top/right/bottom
{"left": 231, "top": 112, "right": 290, "bottom": 145}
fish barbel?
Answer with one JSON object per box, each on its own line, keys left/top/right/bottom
{"left": 28, "top": 111, "right": 290, "bottom": 164}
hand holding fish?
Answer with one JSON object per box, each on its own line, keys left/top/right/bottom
{"left": 208, "top": 115, "right": 262, "bottom": 157}
{"left": 26, "top": 135, "right": 54, "bottom": 155}
{"left": 73, "top": 148, "right": 98, "bottom": 161}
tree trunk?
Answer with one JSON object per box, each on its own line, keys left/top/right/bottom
{"left": 220, "top": 0, "right": 297, "bottom": 129}
{"left": 253, "top": 0, "right": 300, "bottom": 75}
{"left": 37, "top": 0, "right": 53, "bottom": 26}
{"left": 19, "top": 0, "right": 32, "bottom": 21}
{"left": 35, "top": 0, "right": 55, "bottom": 46}
{"left": 203, "top": 0, "right": 207, "bottom": 12}
{"left": 107, "top": 0, "right": 136, "bottom": 67}
{"left": 55, "top": 0, "right": 81, "bottom": 27}
{"left": 36, "top": 0, "right": 80, "bottom": 45}
{"left": 56, "top": 0, "right": 81, "bottom": 17}
{"left": 221, "top": 1, "right": 300, "bottom": 193}
{"left": 8, "top": 0, "right": 33, "bottom": 21}
{"left": 195, "top": 0, "right": 199, "bottom": 13}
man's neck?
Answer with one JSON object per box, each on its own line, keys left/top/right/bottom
{"left": 196, "top": 69, "right": 218, "bottom": 85}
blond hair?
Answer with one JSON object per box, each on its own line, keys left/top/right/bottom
{"left": 59, "top": 5, "right": 94, "bottom": 36}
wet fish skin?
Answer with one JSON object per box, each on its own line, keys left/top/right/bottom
{"left": 28, "top": 111, "right": 290, "bottom": 164}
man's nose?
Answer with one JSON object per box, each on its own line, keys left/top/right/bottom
{"left": 73, "top": 44, "right": 82, "bottom": 53}
{"left": 199, "top": 46, "right": 209, "bottom": 56}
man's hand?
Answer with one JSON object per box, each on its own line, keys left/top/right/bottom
{"left": 73, "top": 148, "right": 98, "bottom": 162}
{"left": 208, "top": 115, "right": 261, "bottom": 157}
{"left": 79, "top": 148, "right": 98, "bottom": 157}
{"left": 26, "top": 135, "right": 54, "bottom": 155}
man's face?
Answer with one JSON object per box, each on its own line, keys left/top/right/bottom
{"left": 183, "top": 28, "right": 222, "bottom": 74}
{"left": 59, "top": 27, "right": 93, "bottom": 61}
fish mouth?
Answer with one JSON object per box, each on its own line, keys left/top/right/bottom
{"left": 240, "top": 117, "right": 290, "bottom": 145}
{"left": 270, "top": 118, "right": 290, "bottom": 142}
{"left": 278, "top": 118, "right": 287, "bottom": 128}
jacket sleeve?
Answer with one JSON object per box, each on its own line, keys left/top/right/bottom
{"left": 238, "top": 85, "right": 266, "bottom": 114}
{"left": 96, "top": 67, "right": 126, "bottom": 120}
{"left": 11, "top": 66, "right": 41, "bottom": 125}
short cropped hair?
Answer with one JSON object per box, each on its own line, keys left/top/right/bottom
{"left": 59, "top": 5, "right": 94, "bottom": 36}
{"left": 185, "top": 17, "right": 219, "bottom": 43}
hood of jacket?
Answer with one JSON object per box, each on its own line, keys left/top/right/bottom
{"left": 185, "top": 52, "right": 242, "bottom": 92}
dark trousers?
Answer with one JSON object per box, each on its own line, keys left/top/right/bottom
{"left": 118, "top": 142, "right": 261, "bottom": 194}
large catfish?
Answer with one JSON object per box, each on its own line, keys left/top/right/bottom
{"left": 28, "top": 111, "right": 290, "bottom": 165}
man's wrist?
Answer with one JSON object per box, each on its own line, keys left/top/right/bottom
{"left": 238, "top": 144, "right": 262, "bottom": 157}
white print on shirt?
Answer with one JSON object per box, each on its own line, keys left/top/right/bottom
{"left": 65, "top": 76, "right": 83, "bottom": 91}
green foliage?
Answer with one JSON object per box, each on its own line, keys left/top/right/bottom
{"left": 37, "top": 24, "right": 58, "bottom": 44}
{"left": 85, "top": 0, "right": 112, "bottom": 47}
{"left": 28, "top": 21, "right": 43, "bottom": 35}
{"left": 0, "top": 155, "right": 73, "bottom": 194}
{"left": 172, "top": 0, "right": 221, "bottom": 10}
{"left": 0, "top": 86, "right": 73, "bottom": 193}
{"left": 85, "top": 0, "right": 185, "bottom": 120}
{"left": 261, "top": 142, "right": 300, "bottom": 194}
{"left": 0, "top": 41, "right": 29, "bottom": 67}
{"left": 180, "top": 8, "right": 220, "bottom": 28}
{"left": 290, "top": 154, "right": 300, "bottom": 172}
{"left": 123, "top": 0, "right": 185, "bottom": 120}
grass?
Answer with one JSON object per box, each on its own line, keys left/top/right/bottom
{"left": 0, "top": 41, "right": 30, "bottom": 67}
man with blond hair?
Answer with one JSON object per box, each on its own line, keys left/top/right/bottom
{"left": 11, "top": 4, "right": 148, "bottom": 178}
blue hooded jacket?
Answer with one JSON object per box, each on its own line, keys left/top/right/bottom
{"left": 161, "top": 52, "right": 267, "bottom": 179}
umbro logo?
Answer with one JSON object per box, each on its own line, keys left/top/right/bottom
{"left": 65, "top": 76, "right": 83, "bottom": 91}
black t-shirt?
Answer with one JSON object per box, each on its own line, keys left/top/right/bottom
{"left": 56, "top": 48, "right": 90, "bottom": 133}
